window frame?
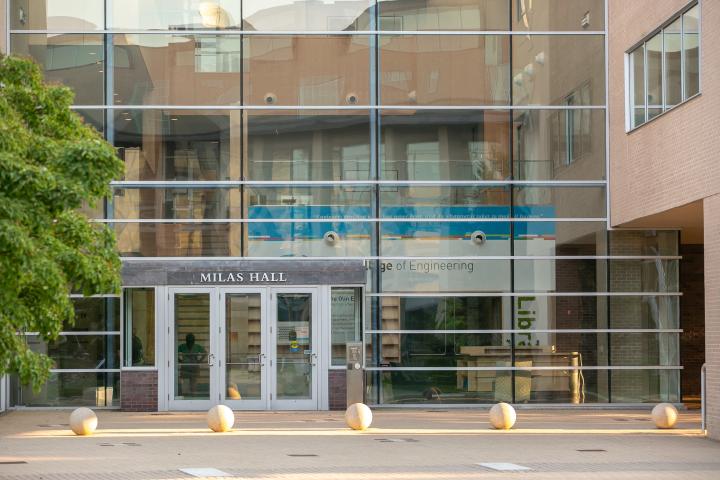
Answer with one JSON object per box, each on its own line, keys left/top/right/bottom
{"left": 625, "top": 1, "right": 701, "bottom": 131}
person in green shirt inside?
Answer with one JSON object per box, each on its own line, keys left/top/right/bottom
{"left": 178, "top": 333, "right": 206, "bottom": 397}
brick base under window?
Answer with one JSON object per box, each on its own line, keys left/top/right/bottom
{"left": 328, "top": 370, "right": 347, "bottom": 410}
{"left": 120, "top": 370, "right": 158, "bottom": 412}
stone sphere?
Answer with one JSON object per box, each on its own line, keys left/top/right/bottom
{"left": 489, "top": 402, "right": 516, "bottom": 430}
{"left": 652, "top": 403, "right": 678, "bottom": 429}
{"left": 69, "top": 407, "right": 98, "bottom": 436}
{"left": 207, "top": 405, "right": 235, "bottom": 432}
{"left": 345, "top": 403, "right": 373, "bottom": 430}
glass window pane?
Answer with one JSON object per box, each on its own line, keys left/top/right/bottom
{"left": 513, "top": 186, "right": 607, "bottom": 218}
{"left": 629, "top": 46, "right": 646, "bottom": 128}
{"left": 114, "top": 35, "right": 241, "bottom": 106}
{"left": 514, "top": 368, "right": 608, "bottom": 403}
{"left": 247, "top": 186, "right": 372, "bottom": 219}
{"left": 512, "top": 0, "right": 605, "bottom": 31}
{"left": 512, "top": 35, "right": 604, "bottom": 106}
{"left": 380, "top": 35, "right": 510, "bottom": 106}
{"left": 380, "top": 186, "right": 510, "bottom": 217}
{"left": 366, "top": 369, "right": 512, "bottom": 404}
{"left": 683, "top": 5, "right": 700, "bottom": 99}
{"left": 664, "top": 18, "right": 682, "bottom": 108}
{"left": 243, "top": 0, "right": 372, "bottom": 31}
{"left": 114, "top": 110, "right": 240, "bottom": 181}
{"left": 10, "top": 0, "right": 104, "bottom": 30}
{"left": 513, "top": 109, "right": 605, "bottom": 180}
{"left": 610, "top": 296, "right": 679, "bottom": 329}
{"left": 11, "top": 372, "right": 119, "bottom": 407}
{"left": 26, "top": 334, "right": 120, "bottom": 370}
{"left": 609, "top": 230, "right": 678, "bottom": 256}
{"left": 115, "top": 222, "right": 241, "bottom": 257}
{"left": 646, "top": 33, "right": 663, "bottom": 120}
{"left": 371, "top": 333, "right": 511, "bottom": 367}
{"left": 247, "top": 221, "right": 371, "bottom": 257}
{"left": 11, "top": 34, "right": 104, "bottom": 106}
{"left": 610, "top": 369, "right": 680, "bottom": 403}
{"left": 514, "top": 295, "right": 609, "bottom": 330}
{"left": 110, "top": 0, "right": 241, "bottom": 30}
{"left": 124, "top": 288, "right": 156, "bottom": 367}
{"left": 378, "top": 0, "right": 509, "bottom": 31}
{"left": 380, "top": 110, "right": 511, "bottom": 180}
{"left": 246, "top": 110, "right": 371, "bottom": 181}
{"left": 610, "top": 333, "right": 679, "bottom": 366}
{"left": 244, "top": 36, "right": 371, "bottom": 106}
{"left": 514, "top": 259, "right": 606, "bottom": 292}
{"left": 376, "top": 259, "right": 512, "bottom": 292}
{"left": 331, "top": 288, "right": 362, "bottom": 366}
{"left": 75, "top": 109, "right": 105, "bottom": 135}
{"left": 514, "top": 222, "right": 607, "bottom": 256}
{"left": 609, "top": 259, "right": 679, "bottom": 293}
{"left": 68, "top": 298, "right": 120, "bottom": 332}
{"left": 112, "top": 188, "right": 241, "bottom": 220}
{"left": 380, "top": 221, "right": 511, "bottom": 257}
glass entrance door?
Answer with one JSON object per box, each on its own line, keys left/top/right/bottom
{"left": 270, "top": 288, "right": 319, "bottom": 410}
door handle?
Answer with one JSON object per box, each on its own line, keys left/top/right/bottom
{"left": 257, "top": 353, "right": 266, "bottom": 367}
{"left": 208, "top": 353, "right": 216, "bottom": 366}
{"left": 311, "top": 352, "right": 318, "bottom": 366}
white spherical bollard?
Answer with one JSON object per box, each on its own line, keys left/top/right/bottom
{"left": 207, "top": 405, "right": 235, "bottom": 432}
{"left": 69, "top": 407, "right": 98, "bottom": 436}
{"left": 489, "top": 402, "right": 516, "bottom": 430}
{"left": 652, "top": 403, "right": 678, "bottom": 429}
{"left": 345, "top": 403, "right": 373, "bottom": 430}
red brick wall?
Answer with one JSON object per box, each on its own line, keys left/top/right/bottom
{"left": 328, "top": 370, "right": 347, "bottom": 410}
{"left": 120, "top": 370, "right": 158, "bottom": 412}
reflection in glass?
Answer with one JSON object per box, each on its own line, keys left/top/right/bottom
{"left": 609, "top": 230, "right": 679, "bottom": 256}
{"left": 112, "top": 188, "right": 241, "bottom": 220}
{"left": 114, "top": 35, "right": 241, "bottom": 105}
{"left": 247, "top": 221, "right": 371, "bottom": 257}
{"left": 10, "top": 0, "right": 104, "bottom": 30}
{"left": 512, "top": 35, "right": 604, "bottom": 106}
{"left": 175, "top": 293, "right": 210, "bottom": 400}
{"left": 609, "top": 260, "right": 679, "bottom": 293}
{"left": 664, "top": 18, "right": 682, "bottom": 108}
{"left": 377, "top": 259, "right": 511, "bottom": 292}
{"left": 243, "top": 0, "right": 372, "bottom": 31}
{"left": 275, "top": 293, "right": 313, "bottom": 399}
{"left": 380, "top": 35, "right": 509, "bottom": 106}
{"left": 246, "top": 111, "right": 371, "bottom": 181}
{"left": 380, "top": 221, "right": 511, "bottom": 257}
{"left": 67, "top": 297, "right": 120, "bottom": 332}
{"left": 243, "top": 36, "right": 371, "bottom": 106}
{"left": 514, "top": 369, "right": 608, "bottom": 403}
{"left": 514, "top": 259, "right": 604, "bottom": 292}
{"left": 610, "top": 370, "right": 680, "bottom": 403}
{"left": 247, "top": 187, "right": 372, "bottom": 219}
{"left": 114, "top": 110, "right": 239, "bottom": 181}
{"left": 11, "top": 372, "right": 119, "bottom": 407}
{"left": 610, "top": 333, "right": 679, "bottom": 366}
{"left": 331, "top": 288, "right": 362, "bottom": 366}
{"left": 609, "top": 296, "right": 679, "bottom": 330}
{"left": 110, "top": 0, "right": 241, "bottom": 30}
{"left": 380, "top": 110, "right": 510, "bottom": 180}
{"left": 513, "top": 109, "right": 605, "bottom": 180}
{"left": 629, "top": 46, "right": 646, "bottom": 128}
{"left": 512, "top": 0, "right": 605, "bottom": 31}
{"left": 115, "top": 222, "right": 241, "bottom": 257}
{"left": 226, "top": 293, "right": 263, "bottom": 401}
{"left": 646, "top": 33, "right": 663, "bottom": 120}
{"left": 683, "top": 5, "right": 700, "bottom": 99}
{"left": 514, "top": 222, "right": 607, "bottom": 256}
{"left": 123, "top": 289, "right": 155, "bottom": 367}
{"left": 379, "top": 0, "right": 509, "bottom": 31}
{"left": 513, "top": 186, "right": 606, "bottom": 218}
{"left": 11, "top": 34, "right": 104, "bottom": 105}
{"left": 26, "top": 335, "right": 120, "bottom": 370}
{"left": 380, "top": 186, "right": 510, "bottom": 216}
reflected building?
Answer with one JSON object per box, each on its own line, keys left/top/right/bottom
{"left": 0, "top": 0, "right": 700, "bottom": 414}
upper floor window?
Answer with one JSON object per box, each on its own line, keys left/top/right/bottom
{"left": 628, "top": 3, "right": 699, "bottom": 129}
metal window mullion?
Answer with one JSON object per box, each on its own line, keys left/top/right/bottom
{"left": 73, "top": 104, "right": 607, "bottom": 111}
{"left": 680, "top": 8, "right": 686, "bottom": 101}
{"left": 8, "top": 29, "right": 608, "bottom": 36}
{"left": 643, "top": 40, "right": 648, "bottom": 123}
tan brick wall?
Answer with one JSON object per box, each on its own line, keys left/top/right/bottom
{"left": 1, "top": 0, "right": 6, "bottom": 54}
{"left": 704, "top": 195, "right": 720, "bottom": 439}
{"left": 609, "top": 0, "right": 720, "bottom": 225}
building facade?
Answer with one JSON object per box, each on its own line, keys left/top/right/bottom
{"left": 0, "top": 0, "right": 697, "bottom": 419}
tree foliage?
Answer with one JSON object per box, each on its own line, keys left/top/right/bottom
{"left": 0, "top": 55, "right": 124, "bottom": 389}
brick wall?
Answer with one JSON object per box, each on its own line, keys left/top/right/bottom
{"left": 328, "top": 370, "right": 347, "bottom": 410}
{"left": 704, "top": 195, "right": 720, "bottom": 439}
{"left": 120, "top": 370, "right": 158, "bottom": 412}
{"left": 680, "top": 244, "right": 705, "bottom": 401}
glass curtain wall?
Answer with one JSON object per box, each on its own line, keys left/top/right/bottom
{"left": 8, "top": 0, "right": 680, "bottom": 406}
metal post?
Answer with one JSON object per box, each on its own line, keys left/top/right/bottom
{"left": 701, "top": 363, "right": 707, "bottom": 434}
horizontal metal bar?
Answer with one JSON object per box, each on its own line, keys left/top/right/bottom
{"left": 11, "top": 29, "right": 607, "bottom": 36}
{"left": 366, "top": 292, "right": 682, "bottom": 297}
{"left": 364, "top": 366, "right": 683, "bottom": 371}
{"left": 68, "top": 294, "right": 120, "bottom": 298}
{"left": 74, "top": 104, "right": 607, "bottom": 111}
{"left": 49, "top": 369, "right": 122, "bottom": 373}
{"left": 363, "top": 329, "right": 683, "bottom": 334}
{"left": 109, "top": 180, "right": 607, "bottom": 187}
{"left": 99, "top": 217, "right": 608, "bottom": 224}
{"left": 20, "top": 332, "right": 121, "bottom": 336}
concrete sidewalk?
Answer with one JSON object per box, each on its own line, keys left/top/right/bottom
{"left": 0, "top": 409, "right": 717, "bottom": 479}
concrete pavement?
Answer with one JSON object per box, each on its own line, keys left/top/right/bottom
{"left": 0, "top": 409, "right": 717, "bottom": 479}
